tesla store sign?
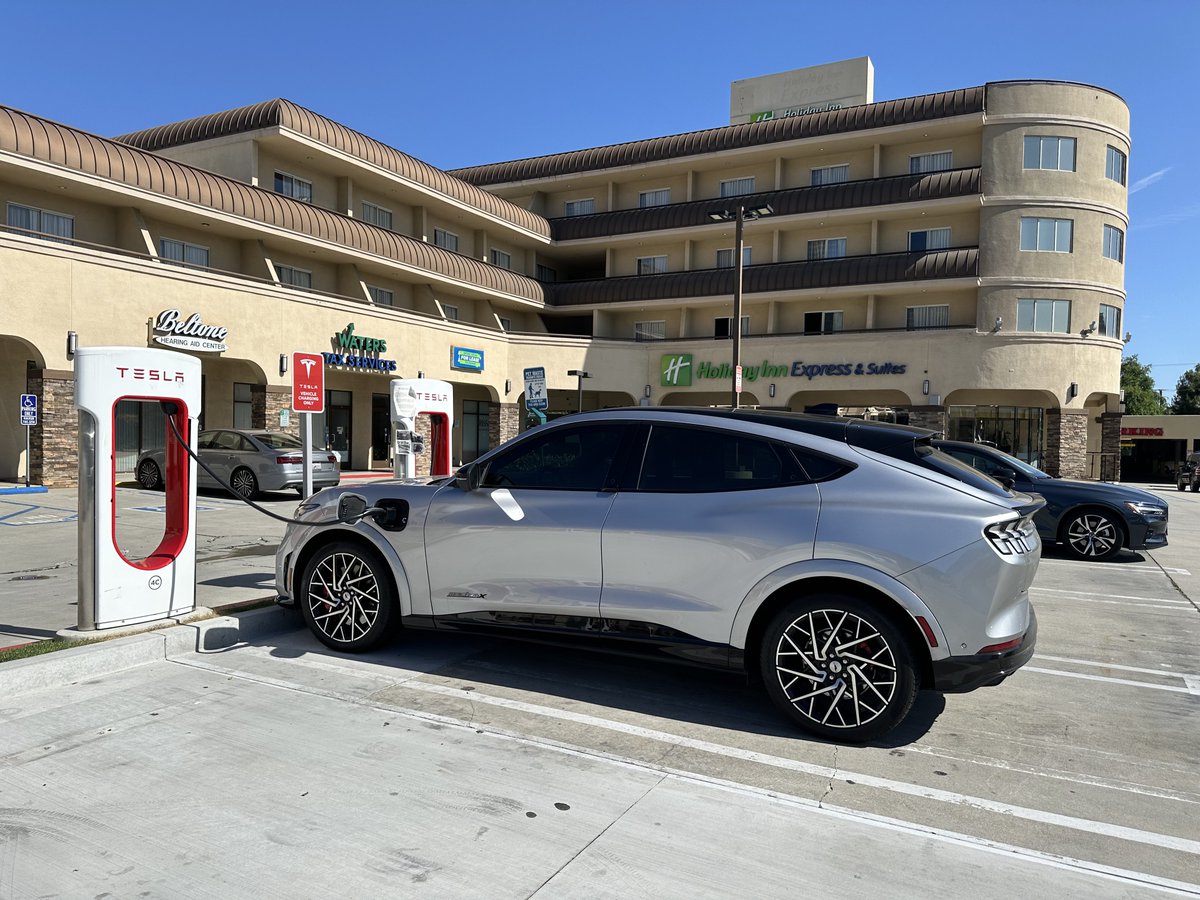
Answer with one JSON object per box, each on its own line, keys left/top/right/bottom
{"left": 661, "top": 354, "right": 907, "bottom": 387}
{"left": 152, "top": 309, "right": 228, "bottom": 352}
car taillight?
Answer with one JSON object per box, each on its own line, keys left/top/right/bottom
{"left": 984, "top": 515, "right": 1037, "bottom": 555}
{"left": 276, "top": 455, "right": 303, "bottom": 465}
{"left": 327, "top": 455, "right": 338, "bottom": 465}
{"left": 978, "top": 636, "right": 1024, "bottom": 654}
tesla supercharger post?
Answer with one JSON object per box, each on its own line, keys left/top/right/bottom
{"left": 75, "top": 347, "right": 201, "bottom": 630}
{"left": 390, "top": 379, "right": 453, "bottom": 478}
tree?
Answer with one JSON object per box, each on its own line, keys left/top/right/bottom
{"left": 1170, "top": 364, "right": 1200, "bottom": 414}
{"left": 1120, "top": 355, "right": 1168, "bottom": 415}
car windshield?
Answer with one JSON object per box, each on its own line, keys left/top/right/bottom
{"left": 254, "top": 432, "right": 305, "bottom": 450}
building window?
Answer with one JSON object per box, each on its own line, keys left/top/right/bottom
{"left": 564, "top": 198, "right": 595, "bottom": 217}
{"left": 491, "top": 248, "right": 512, "bottom": 269}
{"left": 906, "top": 305, "right": 950, "bottom": 330}
{"left": 274, "top": 171, "right": 313, "bottom": 203}
{"left": 1023, "top": 136, "right": 1076, "bottom": 171}
{"left": 811, "top": 165, "right": 849, "bottom": 186}
{"left": 720, "top": 176, "right": 755, "bottom": 197}
{"left": 461, "top": 399, "right": 490, "bottom": 464}
{"left": 1020, "top": 217, "right": 1073, "bottom": 252}
{"left": 361, "top": 201, "right": 393, "bottom": 230}
{"left": 636, "top": 255, "right": 667, "bottom": 275}
{"left": 1017, "top": 298, "right": 1070, "bottom": 333}
{"left": 807, "top": 238, "right": 846, "bottom": 260}
{"left": 714, "top": 316, "right": 750, "bottom": 339}
{"left": 639, "top": 189, "right": 671, "bottom": 207}
{"left": 443, "top": 304, "right": 459, "bottom": 321}
{"left": 1098, "top": 303, "right": 1121, "bottom": 338}
{"left": 6, "top": 202, "right": 74, "bottom": 244}
{"left": 635, "top": 320, "right": 666, "bottom": 341}
{"left": 716, "top": 247, "right": 752, "bottom": 268}
{"left": 535, "top": 264, "right": 557, "bottom": 282}
{"left": 909, "top": 151, "right": 952, "bottom": 174}
{"left": 1102, "top": 224, "right": 1124, "bottom": 262}
{"left": 433, "top": 228, "right": 459, "bottom": 251}
{"left": 160, "top": 238, "right": 209, "bottom": 269}
{"left": 233, "top": 383, "right": 253, "bottom": 430}
{"left": 908, "top": 228, "right": 952, "bottom": 252}
{"left": 276, "top": 265, "right": 312, "bottom": 289}
{"left": 803, "top": 311, "right": 843, "bottom": 335}
{"left": 498, "top": 316, "right": 512, "bottom": 332}
{"left": 368, "top": 285, "right": 394, "bottom": 306}
{"left": 1106, "top": 146, "right": 1127, "bottom": 186}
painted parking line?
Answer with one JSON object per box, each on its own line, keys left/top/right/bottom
{"left": 1022, "top": 667, "right": 1199, "bottom": 695}
{"left": 0, "top": 502, "right": 78, "bottom": 527}
{"left": 1039, "top": 560, "right": 1191, "bottom": 576}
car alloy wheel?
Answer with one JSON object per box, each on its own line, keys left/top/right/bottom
{"left": 761, "top": 595, "right": 917, "bottom": 742}
{"left": 1063, "top": 510, "right": 1122, "bottom": 560}
{"left": 230, "top": 467, "right": 259, "bottom": 500}
{"left": 137, "top": 459, "right": 162, "bottom": 490}
{"left": 299, "top": 541, "right": 396, "bottom": 652}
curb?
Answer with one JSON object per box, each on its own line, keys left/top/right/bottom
{"left": 0, "top": 485, "right": 49, "bottom": 495}
{"left": 0, "top": 604, "right": 300, "bottom": 698}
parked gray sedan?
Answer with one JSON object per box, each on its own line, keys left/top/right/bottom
{"left": 276, "top": 408, "right": 1043, "bottom": 743}
{"left": 137, "top": 429, "right": 340, "bottom": 499}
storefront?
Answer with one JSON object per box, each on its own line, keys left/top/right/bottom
{"left": 1115, "top": 416, "right": 1200, "bottom": 483}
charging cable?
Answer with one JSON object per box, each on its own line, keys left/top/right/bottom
{"left": 160, "top": 402, "right": 382, "bottom": 527}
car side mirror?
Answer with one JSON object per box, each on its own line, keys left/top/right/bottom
{"left": 454, "top": 464, "right": 481, "bottom": 492}
{"left": 994, "top": 467, "right": 1017, "bottom": 490}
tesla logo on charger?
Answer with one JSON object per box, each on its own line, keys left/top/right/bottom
{"left": 116, "top": 367, "right": 187, "bottom": 382}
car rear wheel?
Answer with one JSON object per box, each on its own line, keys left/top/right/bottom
{"left": 136, "top": 458, "right": 162, "bottom": 490}
{"left": 1061, "top": 509, "right": 1123, "bottom": 560}
{"left": 299, "top": 541, "right": 397, "bottom": 652}
{"left": 229, "top": 467, "right": 259, "bottom": 500}
{"left": 760, "top": 594, "right": 918, "bottom": 743}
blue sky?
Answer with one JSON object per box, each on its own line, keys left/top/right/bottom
{"left": 7, "top": 0, "right": 1197, "bottom": 397}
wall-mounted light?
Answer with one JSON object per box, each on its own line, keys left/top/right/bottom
{"left": 1068, "top": 382, "right": 1079, "bottom": 399}
{"left": 1081, "top": 320, "right": 1096, "bottom": 338}
{"left": 504, "top": 379, "right": 512, "bottom": 395}
{"left": 417, "top": 370, "right": 425, "bottom": 379}
{"left": 279, "top": 353, "right": 288, "bottom": 375}
{"left": 768, "top": 383, "right": 776, "bottom": 399}
{"left": 644, "top": 384, "right": 652, "bottom": 398}
{"left": 992, "top": 316, "right": 1003, "bottom": 333}
{"left": 1124, "top": 331, "right": 1132, "bottom": 343}
{"left": 66, "top": 331, "right": 77, "bottom": 357}
{"left": 922, "top": 379, "right": 930, "bottom": 396}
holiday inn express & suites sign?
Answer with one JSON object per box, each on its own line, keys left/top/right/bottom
{"left": 660, "top": 354, "right": 908, "bottom": 387}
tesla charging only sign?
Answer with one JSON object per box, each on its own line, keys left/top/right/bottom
{"left": 292, "top": 352, "right": 325, "bottom": 413}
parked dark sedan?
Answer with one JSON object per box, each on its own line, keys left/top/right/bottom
{"left": 934, "top": 440, "right": 1168, "bottom": 561}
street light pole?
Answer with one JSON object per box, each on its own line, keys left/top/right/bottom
{"left": 567, "top": 369, "right": 590, "bottom": 412}
{"left": 732, "top": 203, "right": 745, "bottom": 409}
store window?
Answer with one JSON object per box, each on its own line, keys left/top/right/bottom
{"left": 461, "top": 399, "right": 491, "bottom": 464}
{"left": 233, "top": 383, "right": 253, "bottom": 430}
{"left": 948, "top": 406, "right": 1045, "bottom": 466}
{"left": 1023, "top": 136, "right": 1076, "bottom": 171}
{"left": 639, "top": 189, "right": 671, "bottom": 207}
{"left": 811, "top": 165, "right": 849, "bottom": 186}
{"left": 274, "top": 172, "right": 313, "bottom": 203}
{"left": 6, "top": 202, "right": 74, "bottom": 244}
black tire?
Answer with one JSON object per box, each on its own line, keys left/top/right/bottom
{"left": 298, "top": 540, "right": 398, "bottom": 652}
{"left": 136, "top": 458, "right": 162, "bottom": 490}
{"left": 760, "top": 594, "right": 918, "bottom": 743}
{"left": 1060, "top": 508, "right": 1123, "bottom": 560}
{"left": 229, "top": 467, "right": 259, "bottom": 500}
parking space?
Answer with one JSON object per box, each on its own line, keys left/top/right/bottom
{"left": 1, "top": 485, "right": 1197, "bottom": 895}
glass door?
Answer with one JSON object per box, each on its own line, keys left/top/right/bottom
{"left": 371, "top": 393, "right": 391, "bottom": 468}
{"left": 324, "top": 389, "right": 352, "bottom": 465}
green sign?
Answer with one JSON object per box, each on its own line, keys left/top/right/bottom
{"left": 334, "top": 322, "right": 387, "bottom": 353}
{"left": 661, "top": 354, "right": 693, "bottom": 387}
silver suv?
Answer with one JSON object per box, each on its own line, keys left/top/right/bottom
{"left": 276, "top": 408, "right": 1043, "bottom": 742}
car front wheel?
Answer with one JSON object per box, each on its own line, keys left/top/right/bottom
{"left": 760, "top": 595, "right": 918, "bottom": 743}
{"left": 1061, "top": 509, "right": 1123, "bottom": 560}
{"left": 299, "top": 541, "right": 397, "bottom": 652}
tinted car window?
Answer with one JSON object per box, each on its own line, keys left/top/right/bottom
{"left": 256, "top": 432, "right": 304, "bottom": 450}
{"left": 917, "top": 442, "right": 1011, "bottom": 496}
{"left": 639, "top": 425, "right": 802, "bottom": 492}
{"left": 482, "top": 424, "right": 626, "bottom": 490}
{"left": 210, "top": 432, "right": 241, "bottom": 451}
{"left": 197, "top": 431, "right": 218, "bottom": 450}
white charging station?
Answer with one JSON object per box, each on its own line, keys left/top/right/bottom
{"left": 390, "top": 379, "right": 453, "bottom": 479}
{"left": 75, "top": 347, "right": 201, "bottom": 630}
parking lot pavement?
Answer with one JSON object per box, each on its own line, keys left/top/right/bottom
{"left": 1, "top": 484, "right": 1197, "bottom": 896}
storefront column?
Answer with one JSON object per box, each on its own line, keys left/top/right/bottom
{"left": 490, "top": 402, "right": 521, "bottom": 448}
{"left": 1044, "top": 409, "right": 1088, "bottom": 479}
{"left": 905, "top": 406, "right": 946, "bottom": 435}
{"left": 263, "top": 386, "right": 299, "bottom": 437}
{"left": 251, "top": 384, "right": 267, "bottom": 429}
{"left": 1100, "top": 411, "right": 1123, "bottom": 482}
{"left": 414, "top": 415, "right": 433, "bottom": 477}
{"left": 29, "top": 369, "right": 77, "bottom": 487}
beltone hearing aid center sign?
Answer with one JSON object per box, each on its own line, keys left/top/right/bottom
{"left": 151, "top": 309, "right": 229, "bottom": 352}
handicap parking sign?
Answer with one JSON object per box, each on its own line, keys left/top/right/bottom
{"left": 20, "top": 394, "right": 37, "bottom": 426}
